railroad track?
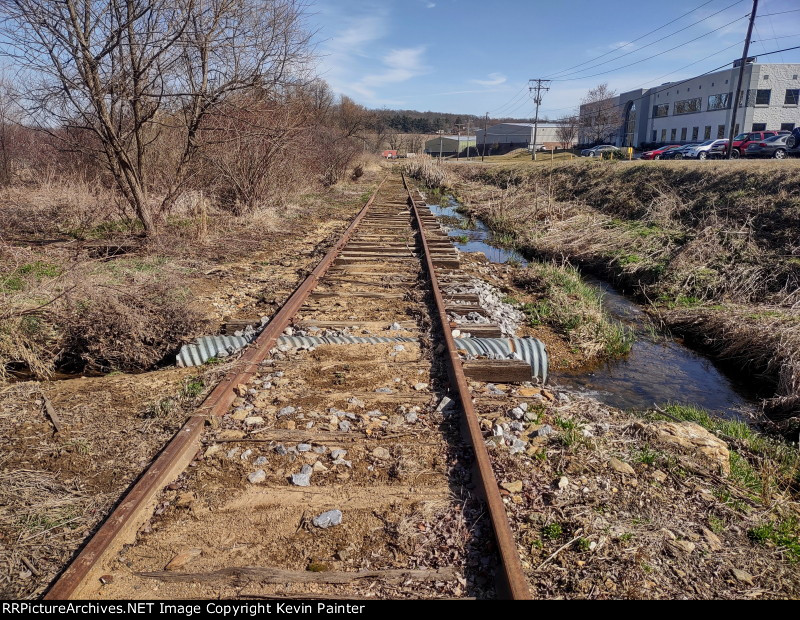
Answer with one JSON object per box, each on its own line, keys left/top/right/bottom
{"left": 45, "top": 173, "right": 533, "bottom": 600}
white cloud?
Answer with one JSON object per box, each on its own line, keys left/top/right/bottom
{"left": 472, "top": 72, "right": 507, "bottom": 87}
{"left": 351, "top": 46, "right": 431, "bottom": 98}
{"left": 426, "top": 2, "right": 437, "bottom": 7}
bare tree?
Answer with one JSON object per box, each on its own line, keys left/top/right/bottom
{"left": 406, "top": 134, "right": 424, "bottom": 154}
{"left": 555, "top": 114, "right": 579, "bottom": 150}
{"left": 0, "top": 0, "right": 312, "bottom": 235}
{"left": 579, "top": 83, "right": 619, "bottom": 146}
{"left": 0, "top": 78, "right": 20, "bottom": 185}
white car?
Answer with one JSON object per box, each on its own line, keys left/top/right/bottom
{"left": 683, "top": 139, "right": 729, "bottom": 160}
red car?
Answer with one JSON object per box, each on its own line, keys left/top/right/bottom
{"left": 640, "top": 145, "right": 681, "bottom": 160}
{"left": 729, "top": 130, "right": 789, "bottom": 158}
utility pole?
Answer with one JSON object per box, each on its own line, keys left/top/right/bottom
{"left": 466, "top": 119, "right": 472, "bottom": 161}
{"left": 529, "top": 79, "right": 551, "bottom": 161}
{"left": 481, "top": 112, "right": 488, "bottom": 162}
{"left": 727, "top": 0, "right": 759, "bottom": 159}
{"left": 455, "top": 123, "right": 465, "bottom": 161}
{"left": 438, "top": 129, "right": 444, "bottom": 160}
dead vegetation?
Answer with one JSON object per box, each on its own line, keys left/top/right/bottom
{"left": 486, "top": 389, "right": 800, "bottom": 599}
{"left": 436, "top": 160, "right": 800, "bottom": 424}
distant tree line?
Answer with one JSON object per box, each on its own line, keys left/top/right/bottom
{"left": 371, "top": 109, "right": 549, "bottom": 134}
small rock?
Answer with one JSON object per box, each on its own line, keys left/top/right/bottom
{"left": 313, "top": 461, "right": 329, "bottom": 473}
{"left": 240, "top": 449, "right": 253, "bottom": 461}
{"left": 338, "top": 421, "right": 351, "bottom": 432}
{"left": 389, "top": 322, "right": 402, "bottom": 331}
{"left": 393, "top": 345, "right": 405, "bottom": 352}
{"left": 372, "top": 447, "right": 391, "bottom": 460}
{"left": 652, "top": 470, "right": 667, "bottom": 483}
{"left": 348, "top": 397, "right": 365, "bottom": 409}
{"left": 254, "top": 456, "right": 268, "bottom": 466}
{"left": 608, "top": 457, "right": 636, "bottom": 476}
{"left": 509, "top": 438, "right": 527, "bottom": 454}
{"left": 413, "top": 383, "right": 429, "bottom": 391}
{"left": 701, "top": 527, "right": 723, "bottom": 552}
{"left": 501, "top": 480, "right": 523, "bottom": 493}
{"left": 291, "top": 465, "right": 313, "bottom": 487}
{"left": 244, "top": 416, "right": 264, "bottom": 427}
{"left": 375, "top": 387, "right": 394, "bottom": 394}
{"left": 731, "top": 568, "right": 754, "bottom": 585}
{"left": 274, "top": 444, "right": 287, "bottom": 456}
{"left": 330, "top": 449, "right": 347, "bottom": 460}
{"left": 535, "top": 425, "right": 555, "bottom": 437}
{"left": 297, "top": 443, "right": 312, "bottom": 452}
{"left": 509, "top": 407, "right": 525, "bottom": 420}
{"left": 278, "top": 406, "right": 296, "bottom": 417}
{"left": 669, "top": 540, "right": 696, "bottom": 554}
{"left": 558, "top": 476, "right": 569, "bottom": 490}
{"left": 248, "top": 470, "right": 267, "bottom": 484}
{"left": 226, "top": 448, "right": 241, "bottom": 459}
{"left": 405, "top": 412, "right": 418, "bottom": 424}
{"left": 312, "top": 509, "right": 343, "bottom": 529}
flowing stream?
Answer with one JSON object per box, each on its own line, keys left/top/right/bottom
{"left": 429, "top": 196, "right": 762, "bottom": 420}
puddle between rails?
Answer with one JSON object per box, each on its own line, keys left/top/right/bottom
{"left": 429, "top": 196, "right": 762, "bottom": 420}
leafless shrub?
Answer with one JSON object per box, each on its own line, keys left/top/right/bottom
{"left": 403, "top": 155, "right": 453, "bottom": 189}
{"left": 57, "top": 277, "right": 207, "bottom": 372}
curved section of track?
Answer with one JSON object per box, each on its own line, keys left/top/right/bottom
{"left": 45, "top": 173, "right": 531, "bottom": 600}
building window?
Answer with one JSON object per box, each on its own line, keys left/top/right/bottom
{"left": 692, "top": 127, "right": 699, "bottom": 141}
{"left": 763, "top": 75, "right": 769, "bottom": 80}
{"left": 755, "top": 89, "right": 771, "bottom": 105}
{"left": 708, "top": 93, "right": 732, "bottom": 110}
{"left": 781, "top": 123, "right": 796, "bottom": 131}
{"left": 717, "top": 125, "right": 726, "bottom": 139}
{"left": 785, "top": 89, "right": 800, "bottom": 105}
{"left": 704, "top": 126, "right": 711, "bottom": 140}
{"left": 661, "top": 129, "right": 667, "bottom": 142}
{"left": 752, "top": 123, "right": 767, "bottom": 131}
{"left": 653, "top": 104, "right": 669, "bottom": 118}
{"left": 681, "top": 128, "right": 687, "bottom": 141}
{"left": 671, "top": 128, "right": 677, "bottom": 141}
{"left": 674, "top": 97, "right": 701, "bottom": 115}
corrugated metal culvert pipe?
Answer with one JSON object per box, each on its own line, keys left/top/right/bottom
{"left": 177, "top": 334, "right": 548, "bottom": 383}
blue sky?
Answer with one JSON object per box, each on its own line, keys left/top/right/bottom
{"left": 310, "top": 0, "right": 800, "bottom": 117}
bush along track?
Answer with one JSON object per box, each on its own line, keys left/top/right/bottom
{"left": 409, "top": 159, "right": 800, "bottom": 430}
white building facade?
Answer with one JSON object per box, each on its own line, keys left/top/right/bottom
{"left": 475, "top": 123, "right": 573, "bottom": 151}
{"left": 579, "top": 61, "right": 800, "bottom": 148}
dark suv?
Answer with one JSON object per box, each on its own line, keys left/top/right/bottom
{"left": 787, "top": 128, "right": 800, "bottom": 156}
{"left": 730, "top": 130, "right": 790, "bottom": 158}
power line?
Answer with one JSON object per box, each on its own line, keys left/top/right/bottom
{"left": 543, "top": 44, "right": 800, "bottom": 126}
{"left": 542, "top": 0, "right": 722, "bottom": 79}
{"left": 545, "top": 0, "right": 747, "bottom": 80}
{"left": 551, "top": 12, "right": 750, "bottom": 82}
{"left": 539, "top": 38, "right": 747, "bottom": 116}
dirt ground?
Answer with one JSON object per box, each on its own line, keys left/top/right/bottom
{"left": 0, "top": 172, "right": 382, "bottom": 599}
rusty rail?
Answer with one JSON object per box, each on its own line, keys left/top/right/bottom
{"left": 402, "top": 174, "right": 532, "bottom": 600}
{"left": 44, "top": 177, "right": 387, "bottom": 600}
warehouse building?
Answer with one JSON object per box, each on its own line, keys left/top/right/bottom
{"left": 475, "top": 122, "right": 572, "bottom": 152}
{"left": 424, "top": 135, "right": 477, "bottom": 157}
{"left": 578, "top": 60, "right": 800, "bottom": 148}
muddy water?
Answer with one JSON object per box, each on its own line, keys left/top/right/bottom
{"left": 429, "top": 196, "right": 762, "bottom": 420}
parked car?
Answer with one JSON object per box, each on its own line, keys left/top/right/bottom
{"left": 683, "top": 139, "right": 729, "bottom": 160}
{"left": 580, "top": 145, "right": 619, "bottom": 157}
{"left": 729, "top": 130, "right": 789, "bottom": 158}
{"left": 659, "top": 143, "right": 699, "bottom": 160}
{"left": 640, "top": 145, "right": 681, "bottom": 160}
{"left": 744, "top": 134, "right": 791, "bottom": 159}
{"left": 787, "top": 128, "right": 800, "bottom": 155}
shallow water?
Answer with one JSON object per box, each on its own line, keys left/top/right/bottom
{"left": 429, "top": 196, "right": 762, "bottom": 419}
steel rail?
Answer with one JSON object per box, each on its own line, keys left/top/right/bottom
{"left": 402, "top": 174, "right": 532, "bottom": 600}
{"left": 44, "top": 177, "right": 387, "bottom": 600}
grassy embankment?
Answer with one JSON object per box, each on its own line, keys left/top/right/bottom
{"left": 410, "top": 158, "right": 635, "bottom": 363}
{"left": 411, "top": 157, "right": 800, "bottom": 428}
